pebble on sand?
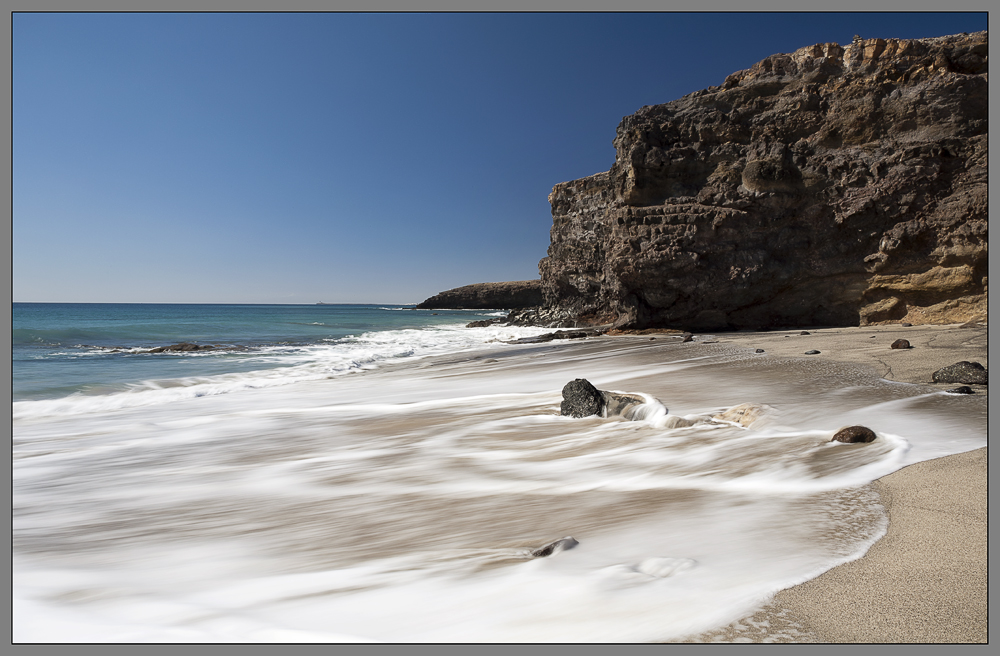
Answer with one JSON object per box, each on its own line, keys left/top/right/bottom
{"left": 805, "top": 350, "right": 821, "bottom": 355}
{"left": 890, "top": 339, "right": 911, "bottom": 349}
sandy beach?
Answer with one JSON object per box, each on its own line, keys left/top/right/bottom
{"left": 13, "top": 317, "right": 987, "bottom": 642}
{"left": 684, "top": 322, "right": 987, "bottom": 643}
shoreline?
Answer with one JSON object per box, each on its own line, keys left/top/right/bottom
{"left": 687, "top": 447, "right": 987, "bottom": 643}
{"left": 673, "top": 322, "right": 987, "bottom": 643}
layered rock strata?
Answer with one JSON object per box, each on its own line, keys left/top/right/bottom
{"left": 539, "top": 32, "right": 987, "bottom": 330}
{"left": 416, "top": 280, "right": 543, "bottom": 309}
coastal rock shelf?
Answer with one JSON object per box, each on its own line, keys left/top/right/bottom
{"left": 416, "top": 280, "right": 542, "bottom": 309}
{"left": 538, "top": 32, "right": 987, "bottom": 331}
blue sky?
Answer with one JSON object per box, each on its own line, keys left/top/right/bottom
{"left": 13, "top": 12, "right": 987, "bottom": 304}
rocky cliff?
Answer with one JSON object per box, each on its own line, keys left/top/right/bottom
{"left": 416, "top": 280, "right": 543, "bottom": 309}
{"left": 539, "top": 32, "right": 987, "bottom": 330}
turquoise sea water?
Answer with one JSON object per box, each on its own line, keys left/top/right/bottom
{"left": 12, "top": 303, "right": 511, "bottom": 402}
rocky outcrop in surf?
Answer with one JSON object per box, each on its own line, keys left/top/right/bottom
{"left": 832, "top": 426, "right": 878, "bottom": 443}
{"left": 559, "top": 378, "right": 650, "bottom": 419}
{"left": 539, "top": 31, "right": 987, "bottom": 330}
{"left": 416, "top": 280, "right": 543, "bottom": 309}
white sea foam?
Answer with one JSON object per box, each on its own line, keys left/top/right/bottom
{"left": 12, "top": 337, "right": 986, "bottom": 642}
{"left": 12, "top": 323, "right": 553, "bottom": 420}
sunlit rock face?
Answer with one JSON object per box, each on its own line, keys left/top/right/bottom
{"left": 539, "top": 32, "right": 987, "bottom": 330}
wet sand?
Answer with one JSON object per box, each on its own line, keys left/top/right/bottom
{"left": 683, "top": 323, "right": 987, "bottom": 643}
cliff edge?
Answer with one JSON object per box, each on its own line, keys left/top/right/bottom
{"left": 539, "top": 32, "right": 987, "bottom": 330}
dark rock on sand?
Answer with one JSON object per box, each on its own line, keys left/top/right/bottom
{"left": 417, "top": 280, "right": 543, "bottom": 310}
{"left": 901, "top": 323, "right": 913, "bottom": 327}
{"left": 932, "top": 361, "right": 987, "bottom": 385}
{"left": 755, "top": 348, "right": 765, "bottom": 353}
{"left": 537, "top": 32, "right": 987, "bottom": 330}
{"left": 805, "top": 350, "right": 821, "bottom": 355}
{"left": 560, "top": 379, "right": 604, "bottom": 417}
{"left": 560, "top": 380, "right": 658, "bottom": 418}
{"left": 832, "top": 426, "right": 877, "bottom": 443}
{"left": 800, "top": 331, "right": 811, "bottom": 335}
{"left": 681, "top": 333, "right": 694, "bottom": 343}
{"left": 946, "top": 386, "right": 974, "bottom": 394}
{"left": 531, "top": 536, "right": 579, "bottom": 558}
{"left": 890, "top": 339, "right": 912, "bottom": 349}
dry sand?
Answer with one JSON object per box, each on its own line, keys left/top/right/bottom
{"left": 683, "top": 323, "right": 988, "bottom": 643}
{"left": 713, "top": 322, "right": 987, "bottom": 387}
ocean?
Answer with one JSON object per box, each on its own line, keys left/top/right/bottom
{"left": 12, "top": 303, "right": 987, "bottom": 642}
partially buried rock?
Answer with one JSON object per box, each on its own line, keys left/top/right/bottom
{"left": 946, "top": 386, "right": 974, "bottom": 394}
{"left": 531, "top": 536, "right": 579, "bottom": 558}
{"left": 560, "top": 379, "right": 604, "bottom": 417}
{"left": 601, "top": 391, "right": 647, "bottom": 418}
{"left": 681, "top": 333, "right": 694, "bottom": 343}
{"left": 890, "top": 339, "right": 911, "bottom": 349}
{"left": 713, "top": 403, "right": 768, "bottom": 428}
{"left": 800, "top": 331, "right": 811, "bottom": 335}
{"left": 832, "top": 426, "right": 877, "bottom": 443}
{"left": 755, "top": 348, "right": 765, "bottom": 353}
{"left": 932, "top": 361, "right": 987, "bottom": 385}
{"left": 805, "top": 350, "right": 821, "bottom": 355}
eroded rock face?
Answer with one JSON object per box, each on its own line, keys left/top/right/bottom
{"left": 416, "top": 280, "right": 542, "bottom": 309}
{"left": 539, "top": 32, "right": 987, "bottom": 330}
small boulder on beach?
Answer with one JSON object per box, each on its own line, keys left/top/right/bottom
{"left": 890, "top": 339, "right": 911, "bottom": 349}
{"left": 932, "top": 361, "right": 987, "bottom": 385}
{"left": 560, "top": 380, "right": 659, "bottom": 418}
{"left": 946, "top": 386, "right": 974, "bottom": 395}
{"left": 560, "top": 379, "right": 604, "bottom": 417}
{"left": 832, "top": 426, "right": 877, "bottom": 443}
{"left": 805, "top": 350, "right": 821, "bottom": 355}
